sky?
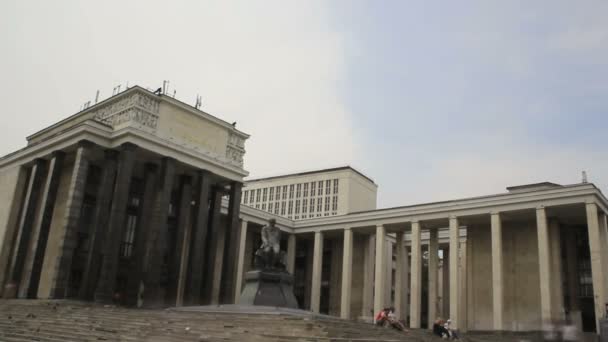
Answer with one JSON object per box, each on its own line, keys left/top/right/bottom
{"left": 1, "top": 1, "right": 607, "bottom": 208}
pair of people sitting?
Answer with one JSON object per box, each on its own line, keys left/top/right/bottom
{"left": 432, "top": 318, "right": 458, "bottom": 339}
{"left": 375, "top": 307, "right": 408, "bottom": 333}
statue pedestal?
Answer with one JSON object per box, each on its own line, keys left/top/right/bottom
{"left": 238, "top": 270, "right": 298, "bottom": 308}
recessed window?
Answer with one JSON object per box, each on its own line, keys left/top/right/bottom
{"left": 289, "top": 185, "right": 294, "bottom": 199}
{"left": 310, "top": 198, "right": 315, "bottom": 213}
{"left": 256, "top": 189, "right": 261, "bottom": 202}
{"left": 262, "top": 188, "right": 267, "bottom": 202}
{"left": 295, "top": 200, "right": 300, "bottom": 214}
{"left": 325, "top": 196, "right": 330, "bottom": 211}
{"left": 296, "top": 184, "right": 301, "bottom": 198}
{"left": 243, "top": 190, "right": 249, "bottom": 204}
{"left": 249, "top": 191, "right": 255, "bottom": 204}
{"left": 303, "top": 183, "right": 308, "bottom": 197}
{"left": 269, "top": 187, "right": 274, "bottom": 201}
{"left": 325, "top": 180, "right": 331, "bottom": 195}
{"left": 310, "top": 182, "right": 316, "bottom": 196}
{"left": 281, "top": 201, "right": 286, "bottom": 215}
{"left": 268, "top": 202, "right": 273, "bottom": 212}
{"left": 282, "top": 185, "right": 288, "bottom": 200}
{"left": 333, "top": 179, "right": 339, "bottom": 194}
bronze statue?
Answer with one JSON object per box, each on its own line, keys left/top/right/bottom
{"left": 254, "top": 218, "right": 285, "bottom": 270}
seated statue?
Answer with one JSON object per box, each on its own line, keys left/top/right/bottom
{"left": 254, "top": 218, "right": 286, "bottom": 270}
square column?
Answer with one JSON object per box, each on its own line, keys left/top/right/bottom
{"left": 362, "top": 234, "right": 375, "bottom": 319}
{"left": 536, "top": 206, "right": 553, "bottom": 324}
{"left": 168, "top": 175, "right": 192, "bottom": 306}
{"left": 491, "top": 212, "right": 504, "bottom": 330}
{"left": 220, "top": 181, "right": 243, "bottom": 304}
{"left": 340, "top": 228, "right": 353, "bottom": 319}
{"left": 585, "top": 202, "right": 607, "bottom": 334}
{"left": 449, "top": 216, "right": 460, "bottom": 329}
{"left": 428, "top": 228, "right": 439, "bottom": 328}
{"left": 373, "top": 224, "right": 387, "bottom": 319}
{"left": 410, "top": 221, "right": 422, "bottom": 328}
{"left": 394, "top": 231, "right": 408, "bottom": 320}
{"left": 311, "top": 231, "right": 324, "bottom": 313}
{"left": 286, "top": 234, "right": 296, "bottom": 275}
{"left": 234, "top": 220, "right": 248, "bottom": 302}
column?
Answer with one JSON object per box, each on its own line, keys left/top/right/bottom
{"left": 142, "top": 158, "right": 175, "bottom": 307}
{"left": 94, "top": 143, "right": 136, "bottom": 302}
{"left": 5, "top": 159, "right": 46, "bottom": 298}
{"left": 340, "top": 228, "right": 353, "bottom": 319}
{"left": 410, "top": 221, "right": 422, "bottom": 328}
{"left": 205, "top": 187, "right": 224, "bottom": 305}
{"left": 384, "top": 240, "right": 393, "bottom": 308}
{"left": 549, "top": 219, "right": 564, "bottom": 320}
{"left": 220, "top": 181, "right": 242, "bottom": 303}
{"left": 49, "top": 142, "right": 91, "bottom": 298}
{"left": 428, "top": 228, "right": 439, "bottom": 328}
{"left": 311, "top": 231, "right": 324, "bottom": 313}
{"left": 394, "top": 231, "right": 408, "bottom": 320}
{"left": 79, "top": 150, "right": 118, "bottom": 300}
{"left": 490, "top": 212, "right": 504, "bottom": 330}
{"left": 362, "top": 234, "right": 375, "bottom": 319}
{"left": 286, "top": 233, "right": 296, "bottom": 275}
{"left": 449, "top": 216, "right": 460, "bottom": 329}
{"left": 234, "top": 220, "right": 248, "bottom": 302}
{"left": 184, "top": 170, "right": 212, "bottom": 305}
{"left": 373, "top": 224, "right": 386, "bottom": 319}
{"left": 20, "top": 152, "right": 64, "bottom": 299}
{"left": 585, "top": 202, "right": 607, "bottom": 334}
{"left": 536, "top": 206, "right": 552, "bottom": 324}
{"left": 167, "top": 175, "right": 192, "bottom": 306}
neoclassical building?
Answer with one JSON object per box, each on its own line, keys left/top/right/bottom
{"left": 1, "top": 86, "right": 607, "bottom": 336}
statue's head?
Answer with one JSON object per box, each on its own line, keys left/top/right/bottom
{"left": 268, "top": 218, "right": 276, "bottom": 226}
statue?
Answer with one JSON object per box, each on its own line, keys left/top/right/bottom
{"left": 254, "top": 218, "right": 285, "bottom": 270}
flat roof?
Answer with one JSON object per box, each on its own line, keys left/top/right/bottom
{"left": 245, "top": 166, "right": 376, "bottom": 185}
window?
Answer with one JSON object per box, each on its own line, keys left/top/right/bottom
{"left": 332, "top": 196, "right": 338, "bottom": 211}
{"left": 120, "top": 214, "right": 137, "bottom": 258}
{"left": 256, "top": 189, "right": 261, "bottom": 202}
{"left": 281, "top": 201, "right": 286, "bottom": 215}
{"left": 333, "top": 179, "right": 339, "bottom": 194}
{"left": 303, "top": 199, "right": 308, "bottom": 213}
{"left": 310, "top": 182, "right": 316, "bottom": 196}
{"left": 282, "top": 185, "right": 288, "bottom": 200}
{"left": 325, "top": 180, "right": 331, "bottom": 195}
{"left": 296, "top": 184, "right": 301, "bottom": 198}
{"left": 249, "top": 190, "right": 255, "bottom": 204}
{"left": 243, "top": 190, "right": 248, "bottom": 204}
{"left": 261, "top": 203, "right": 266, "bottom": 211}
{"left": 303, "top": 183, "right": 308, "bottom": 197}
{"left": 310, "top": 198, "right": 315, "bottom": 213}
{"left": 268, "top": 202, "right": 273, "bottom": 212}
{"left": 255, "top": 204, "right": 260, "bottom": 209}
{"left": 276, "top": 186, "right": 281, "bottom": 200}
{"left": 317, "top": 199, "right": 322, "bottom": 212}
{"left": 269, "top": 187, "right": 274, "bottom": 201}
{"left": 288, "top": 201, "right": 293, "bottom": 215}
{"left": 289, "top": 185, "right": 294, "bottom": 199}
{"left": 318, "top": 181, "right": 323, "bottom": 195}
{"left": 295, "top": 216, "right": 299, "bottom": 220}
{"left": 295, "top": 200, "right": 300, "bottom": 214}
{"left": 262, "top": 188, "right": 267, "bottom": 202}
{"left": 274, "top": 203, "right": 280, "bottom": 215}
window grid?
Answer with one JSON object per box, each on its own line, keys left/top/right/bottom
{"left": 296, "top": 184, "right": 301, "bottom": 198}
{"left": 269, "top": 187, "right": 274, "bottom": 201}
{"left": 281, "top": 202, "right": 286, "bottom": 215}
{"left": 256, "top": 189, "right": 261, "bottom": 202}
{"left": 303, "top": 183, "right": 308, "bottom": 197}
{"left": 289, "top": 185, "right": 294, "bottom": 199}
{"left": 268, "top": 202, "right": 273, "bottom": 212}
{"left": 310, "top": 182, "right": 316, "bottom": 196}
{"left": 333, "top": 179, "right": 339, "bottom": 194}
{"left": 262, "top": 188, "right": 267, "bottom": 202}
{"left": 243, "top": 190, "right": 248, "bottom": 204}
{"left": 288, "top": 201, "right": 293, "bottom": 215}
{"left": 325, "top": 196, "right": 330, "bottom": 211}
{"left": 332, "top": 195, "right": 338, "bottom": 211}
{"left": 325, "top": 180, "right": 331, "bottom": 195}
{"left": 295, "top": 200, "right": 300, "bottom": 214}
{"left": 282, "top": 185, "right": 288, "bottom": 200}
{"left": 249, "top": 191, "right": 255, "bottom": 204}
{"left": 303, "top": 199, "right": 308, "bottom": 213}
{"left": 310, "top": 199, "right": 315, "bottom": 213}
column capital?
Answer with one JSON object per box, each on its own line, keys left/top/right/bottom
{"left": 536, "top": 205, "right": 546, "bottom": 210}
{"left": 344, "top": 227, "right": 352, "bottom": 231}
{"left": 376, "top": 224, "right": 384, "bottom": 228}
{"left": 120, "top": 142, "right": 138, "bottom": 151}
{"left": 411, "top": 219, "right": 419, "bottom": 224}
{"left": 490, "top": 211, "right": 500, "bottom": 216}
{"left": 449, "top": 214, "right": 458, "bottom": 220}
{"left": 77, "top": 139, "right": 96, "bottom": 149}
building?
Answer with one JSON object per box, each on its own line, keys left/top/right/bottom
{"left": 1, "top": 86, "right": 608, "bottom": 337}
{"left": 242, "top": 167, "right": 377, "bottom": 220}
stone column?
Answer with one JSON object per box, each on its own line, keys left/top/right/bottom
{"left": 5, "top": 159, "right": 46, "bottom": 298}
{"left": 428, "top": 228, "right": 439, "bottom": 328}
{"left": 220, "top": 181, "right": 243, "bottom": 303}
{"left": 549, "top": 219, "right": 564, "bottom": 320}
{"left": 79, "top": 150, "right": 118, "bottom": 300}
{"left": 536, "top": 206, "right": 553, "bottom": 325}
{"left": 311, "top": 231, "right": 324, "bottom": 313}
{"left": 410, "top": 221, "right": 422, "bottom": 328}
{"left": 442, "top": 249, "right": 450, "bottom": 318}
{"left": 234, "top": 220, "right": 248, "bottom": 302}
{"left": 167, "top": 175, "right": 192, "bottom": 306}
{"left": 394, "top": 231, "right": 408, "bottom": 320}
{"left": 20, "top": 152, "right": 64, "bottom": 299}
{"left": 585, "top": 202, "right": 607, "bottom": 334}
{"left": 449, "top": 216, "right": 460, "bottom": 329}
{"left": 490, "top": 212, "right": 504, "bottom": 330}
{"left": 340, "top": 228, "right": 353, "bottom": 319}
{"left": 362, "top": 234, "right": 375, "bottom": 319}
{"left": 184, "top": 170, "right": 212, "bottom": 305}
{"left": 142, "top": 158, "right": 175, "bottom": 307}
{"left": 94, "top": 143, "right": 137, "bottom": 303}
{"left": 205, "top": 187, "right": 224, "bottom": 305}
{"left": 50, "top": 142, "right": 92, "bottom": 298}
{"left": 373, "top": 224, "right": 387, "bottom": 319}
{"left": 287, "top": 233, "right": 296, "bottom": 275}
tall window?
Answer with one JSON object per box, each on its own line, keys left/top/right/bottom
{"left": 249, "top": 190, "right": 255, "bottom": 204}
{"left": 282, "top": 185, "right": 288, "bottom": 200}
{"left": 325, "top": 196, "right": 330, "bottom": 211}
{"left": 268, "top": 202, "right": 273, "bottom": 212}
{"left": 310, "top": 198, "right": 315, "bottom": 213}
{"left": 325, "top": 180, "right": 331, "bottom": 195}
{"left": 243, "top": 190, "right": 249, "bottom": 204}
{"left": 269, "top": 187, "right": 274, "bottom": 201}
{"left": 296, "top": 184, "right": 301, "bottom": 198}
{"left": 274, "top": 203, "right": 280, "bottom": 215}
{"left": 262, "top": 188, "right": 268, "bottom": 202}
{"left": 281, "top": 201, "right": 286, "bottom": 215}
{"left": 303, "top": 183, "right": 308, "bottom": 197}
{"left": 317, "top": 199, "right": 322, "bottom": 212}
{"left": 256, "top": 189, "right": 261, "bottom": 202}
{"left": 303, "top": 199, "right": 308, "bottom": 213}
{"left": 333, "top": 179, "right": 339, "bottom": 194}
{"left": 261, "top": 203, "right": 266, "bottom": 211}
{"left": 295, "top": 200, "right": 300, "bottom": 214}
{"left": 332, "top": 195, "right": 338, "bottom": 211}
{"left": 289, "top": 185, "right": 294, "bottom": 199}
{"left": 276, "top": 186, "right": 281, "bottom": 200}
{"left": 310, "top": 182, "right": 316, "bottom": 196}
{"left": 288, "top": 201, "right": 294, "bottom": 215}
{"left": 318, "top": 181, "right": 323, "bottom": 195}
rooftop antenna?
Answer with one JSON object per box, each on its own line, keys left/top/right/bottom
{"left": 83, "top": 101, "right": 91, "bottom": 110}
{"left": 173, "top": 89, "right": 176, "bottom": 97}
{"left": 582, "top": 170, "right": 588, "bottom": 183}
{"left": 195, "top": 94, "right": 202, "bottom": 109}
{"left": 94, "top": 90, "right": 100, "bottom": 104}
{"left": 162, "top": 80, "right": 169, "bottom": 95}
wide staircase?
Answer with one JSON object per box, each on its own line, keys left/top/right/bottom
{"left": 0, "top": 300, "right": 550, "bottom": 342}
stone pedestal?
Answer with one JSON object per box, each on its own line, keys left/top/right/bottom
{"left": 238, "top": 270, "right": 298, "bottom": 308}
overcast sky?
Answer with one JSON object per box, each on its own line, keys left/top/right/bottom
{"left": 1, "top": 1, "right": 607, "bottom": 208}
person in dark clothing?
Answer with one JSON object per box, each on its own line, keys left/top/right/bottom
{"left": 432, "top": 318, "right": 449, "bottom": 338}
